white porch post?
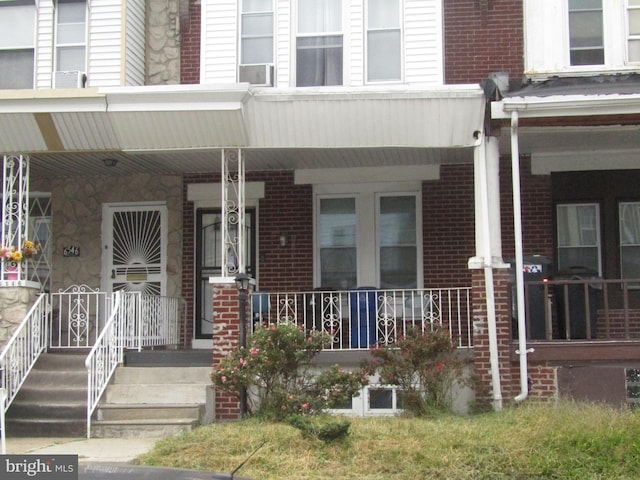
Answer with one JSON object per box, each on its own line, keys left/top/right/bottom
{"left": 221, "top": 148, "right": 246, "bottom": 277}
{"left": 1, "top": 155, "right": 29, "bottom": 281}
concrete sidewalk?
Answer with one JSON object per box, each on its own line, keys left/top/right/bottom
{"left": 5, "top": 436, "right": 162, "bottom": 463}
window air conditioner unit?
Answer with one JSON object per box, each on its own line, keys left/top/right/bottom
{"left": 239, "top": 64, "right": 274, "bottom": 86}
{"left": 53, "top": 70, "right": 87, "bottom": 88}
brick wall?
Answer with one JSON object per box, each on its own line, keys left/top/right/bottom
{"left": 180, "top": 0, "right": 201, "bottom": 84}
{"left": 444, "top": 0, "right": 524, "bottom": 85}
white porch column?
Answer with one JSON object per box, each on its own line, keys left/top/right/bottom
{"left": 221, "top": 148, "right": 246, "bottom": 277}
{"left": 1, "top": 155, "right": 30, "bottom": 281}
{"left": 469, "top": 136, "right": 505, "bottom": 269}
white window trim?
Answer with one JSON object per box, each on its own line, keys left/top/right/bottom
{"left": 364, "top": 0, "right": 404, "bottom": 84}
{"left": 53, "top": 0, "right": 89, "bottom": 73}
{"left": 292, "top": 0, "right": 349, "bottom": 87}
{"left": 313, "top": 182, "right": 423, "bottom": 289}
{"left": 556, "top": 202, "right": 602, "bottom": 276}
{"left": 239, "top": 0, "right": 275, "bottom": 66}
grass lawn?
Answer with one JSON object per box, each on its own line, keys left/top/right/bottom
{"left": 135, "top": 401, "right": 640, "bottom": 479}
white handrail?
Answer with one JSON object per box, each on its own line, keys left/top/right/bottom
{"left": 85, "top": 291, "right": 123, "bottom": 439}
{"left": 0, "top": 293, "right": 49, "bottom": 413}
{"left": 0, "top": 387, "right": 6, "bottom": 454}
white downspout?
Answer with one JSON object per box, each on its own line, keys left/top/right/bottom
{"left": 477, "top": 135, "right": 503, "bottom": 411}
{"left": 510, "top": 111, "right": 535, "bottom": 403}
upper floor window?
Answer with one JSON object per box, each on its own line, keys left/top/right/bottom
{"left": 628, "top": 0, "right": 640, "bottom": 62}
{"left": 0, "top": 1, "right": 35, "bottom": 89}
{"left": 556, "top": 203, "right": 601, "bottom": 275}
{"left": 367, "top": 0, "right": 401, "bottom": 82}
{"left": 296, "top": 0, "right": 343, "bottom": 87}
{"left": 55, "top": 0, "right": 87, "bottom": 72}
{"left": 619, "top": 202, "right": 640, "bottom": 280}
{"left": 568, "top": 0, "right": 604, "bottom": 66}
{"left": 241, "top": 0, "right": 273, "bottom": 65}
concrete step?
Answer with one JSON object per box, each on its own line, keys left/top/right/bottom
{"left": 8, "top": 400, "right": 86, "bottom": 419}
{"left": 6, "top": 418, "right": 87, "bottom": 437}
{"left": 14, "top": 384, "right": 87, "bottom": 402}
{"left": 113, "top": 366, "right": 211, "bottom": 384}
{"left": 125, "top": 350, "right": 211, "bottom": 367}
{"left": 105, "top": 383, "right": 207, "bottom": 404}
{"left": 96, "top": 403, "right": 204, "bottom": 421}
{"left": 89, "top": 418, "right": 200, "bottom": 439}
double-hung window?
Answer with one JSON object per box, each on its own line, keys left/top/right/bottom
{"left": 628, "top": 0, "right": 640, "bottom": 62}
{"left": 619, "top": 202, "right": 640, "bottom": 280}
{"left": 556, "top": 203, "right": 601, "bottom": 275}
{"left": 296, "top": 0, "right": 343, "bottom": 86}
{"left": 316, "top": 187, "right": 420, "bottom": 290}
{"left": 568, "top": 0, "right": 604, "bottom": 66}
{"left": 366, "top": 0, "right": 401, "bottom": 82}
{"left": 0, "top": 1, "right": 36, "bottom": 89}
{"left": 241, "top": 0, "right": 274, "bottom": 65}
{"left": 55, "top": 0, "right": 87, "bottom": 72}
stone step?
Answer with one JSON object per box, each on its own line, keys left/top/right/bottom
{"left": 96, "top": 403, "right": 204, "bottom": 421}
{"left": 89, "top": 418, "right": 200, "bottom": 438}
{"left": 113, "top": 366, "right": 211, "bottom": 384}
{"left": 6, "top": 418, "right": 87, "bottom": 437}
{"left": 105, "top": 383, "right": 208, "bottom": 404}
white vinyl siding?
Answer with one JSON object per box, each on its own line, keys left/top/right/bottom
{"left": 36, "top": 1, "right": 55, "bottom": 89}
{"left": 87, "top": 0, "right": 124, "bottom": 87}
{"left": 524, "top": 0, "right": 634, "bottom": 76}
{"left": 201, "top": 0, "right": 238, "bottom": 84}
{"left": 124, "top": 0, "right": 145, "bottom": 86}
{"left": 199, "top": 0, "right": 442, "bottom": 87}
{"left": 404, "top": 0, "right": 441, "bottom": 84}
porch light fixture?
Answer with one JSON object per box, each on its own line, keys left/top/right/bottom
{"left": 102, "top": 158, "right": 118, "bottom": 167}
{"left": 234, "top": 272, "right": 251, "bottom": 292}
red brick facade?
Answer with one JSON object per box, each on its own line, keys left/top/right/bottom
{"left": 180, "top": 0, "right": 201, "bottom": 84}
{"left": 443, "top": 0, "right": 524, "bottom": 85}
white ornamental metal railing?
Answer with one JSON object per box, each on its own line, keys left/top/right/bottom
{"left": 121, "top": 293, "right": 182, "bottom": 351}
{"left": 0, "top": 293, "right": 49, "bottom": 431}
{"left": 250, "top": 287, "right": 473, "bottom": 350}
{"left": 49, "top": 285, "right": 110, "bottom": 349}
{"left": 85, "top": 291, "right": 123, "bottom": 438}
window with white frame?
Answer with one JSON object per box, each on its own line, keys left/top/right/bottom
{"left": 55, "top": 0, "right": 87, "bottom": 72}
{"left": 241, "top": 0, "right": 274, "bottom": 65}
{"left": 296, "top": 0, "right": 343, "bottom": 86}
{"left": 568, "top": 0, "right": 604, "bottom": 66}
{"left": 0, "top": 1, "right": 35, "bottom": 89}
{"left": 628, "top": 0, "right": 640, "bottom": 62}
{"left": 316, "top": 186, "right": 421, "bottom": 290}
{"left": 366, "top": 0, "right": 401, "bottom": 82}
{"left": 556, "top": 203, "right": 601, "bottom": 275}
{"left": 619, "top": 202, "right": 640, "bottom": 279}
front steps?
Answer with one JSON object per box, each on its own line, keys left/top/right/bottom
{"left": 5, "top": 350, "right": 214, "bottom": 439}
{"left": 6, "top": 352, "right": 88, "bottom": 437}
{"left": 90, "top": 365, "right": 213, "bottom": 438}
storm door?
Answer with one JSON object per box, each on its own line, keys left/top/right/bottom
{"left": 195, "top": 208, "right": 255, "bottom": 338}
{"left": 102, "top": 203, "right": 167, "bottom": 295}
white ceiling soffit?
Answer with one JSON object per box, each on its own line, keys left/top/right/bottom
{"left": 247, "top": 85, "right": 486, "bottom": 148}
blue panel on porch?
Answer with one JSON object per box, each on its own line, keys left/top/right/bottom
{"left": 252, "top": 292, "right": 270, "bottom": 324}
{"left": 350, "top": 287, "right": 377, "bottom": 348}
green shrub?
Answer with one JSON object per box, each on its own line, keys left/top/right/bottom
{"left": 211, "top": 323, "right": 369, "bottom": 419}
{"left": 363, "top": 325, "right": 470, "bottom": 416}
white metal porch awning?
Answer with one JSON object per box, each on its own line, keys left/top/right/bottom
{"left": 0, "top": 83, "right": 485, "bottom": 176}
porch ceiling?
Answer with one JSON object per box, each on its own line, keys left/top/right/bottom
{"left": 0, "top": 84, "right": 485, "bottom": 178}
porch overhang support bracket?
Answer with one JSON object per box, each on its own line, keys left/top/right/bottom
{"left": 221, "top": 148, "right": 246, "bottom": 278}
{"left": 1, "top": 155, "right": 30, "bottom": 282}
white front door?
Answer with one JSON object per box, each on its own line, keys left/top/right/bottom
{"left": 102, "top": 203, "right": 167, "bottom": 295}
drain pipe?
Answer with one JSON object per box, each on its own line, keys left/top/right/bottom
{"left": 510, "top": 111, "right": 535, "bottom": 403}
{"left": 477, "top": 135, "right": 503, "bottom": 411}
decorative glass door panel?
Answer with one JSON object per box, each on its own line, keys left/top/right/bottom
{"left": 196, "top": 208, "right": 255, "bottom": 338}
{"left": 103, "top": 204, "right": 166, "bottom": 295}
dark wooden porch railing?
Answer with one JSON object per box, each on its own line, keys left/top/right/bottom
{"left": 519, "top": 278, "right": 640, "bottom": 341}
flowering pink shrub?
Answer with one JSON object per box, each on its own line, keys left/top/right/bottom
{"left": 211, "top": 323, "right": 368, "bottom": 420}
{"left": 363, "top": 325, "right": 470, "bottom": 416}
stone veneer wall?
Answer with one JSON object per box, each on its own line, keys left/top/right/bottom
{"left": 0, "top": 287, "right": 39, "bottom": 350}
{"left": 30, "top": 174, "right": 183, "bottom": 297}
{"left": 148, "top": 0, "right": 181, "bottom": 84}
